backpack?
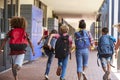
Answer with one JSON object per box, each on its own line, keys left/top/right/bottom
{"left": 43, "top": 36, "right": 57, "bottom": 51}
{"left": 97, "top": 35, "right": 115, "bottom": 57}
{"left": 9, "top": 28, "right": 28, "bottom": 51}
{"left": 55, "top": 34, "right": 70, "bottom": 59}
{"left": 75, "top": 30, "right": 90, "bottom": 49}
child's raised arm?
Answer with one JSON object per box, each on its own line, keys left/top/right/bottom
{"left": 47, "top": 34, "right": 56, "bottom": 49}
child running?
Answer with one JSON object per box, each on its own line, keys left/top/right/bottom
{"left": 0, "top": 16, "right": 35, "bottom": 80}
{"left": 97, "top": 27, "right": 116, "bottom": 80}
{"left": 48, "top": 25, "right": 72, "bottom": 80}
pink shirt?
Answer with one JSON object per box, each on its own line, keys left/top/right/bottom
{"left": 53, "top": 33, "right": 73, "bottom": 45}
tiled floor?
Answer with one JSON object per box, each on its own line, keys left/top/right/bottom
{"left": 0, "top": 51, "right": 119, "bottom": 80}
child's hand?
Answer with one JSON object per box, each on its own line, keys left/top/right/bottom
{"left": 115, "top": 50, "right": 118, "bottom": 59}
{"left": 0, "top": 50, "right": 3, "bottom": 53}
{"left": 115, "top": 53, "right": 118, "bottom": 59}
{"left": 48, "top": 43, "right": 51, "bottom": 49}
{"left": 32, "top": 51, "right": 35, "bottom": 56}
{"left": 37, "top": 41, "right": 40, "bottom": 45}
{"left": 71, "top": 46, "right": 75, "bottom": 53}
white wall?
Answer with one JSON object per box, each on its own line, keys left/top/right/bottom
{"left": 20, "top": 0, "right": 34, "bottom": 5}
{"left": 112, "top": 0, "right": 119, "bottom": 73}
{"left": 40, "top": 0, "right": 53, "bottom": 18}
{"left": 47, "top": 7, "right": 53, "bottom": 18}
{"left": 64, "top": 18, "right": 95, "bottom": 31}
{"left": 113, "top": 0, "right": 118, "bottom": 38}
{"left": 108, "top": 0, "right": 112, "bottom": 35}
{"left": 0, "top": 0, "right": 4, "bottom": 8}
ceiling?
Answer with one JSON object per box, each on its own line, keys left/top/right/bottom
{"left": 40, "top": 0, "right": 104, "bottom": 30}
{"left": 40, "top": 0, "right": 104, "bottom": 18}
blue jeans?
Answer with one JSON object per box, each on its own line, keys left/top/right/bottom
{"left": 58, "top": 55, "right": 69, "bottom": 79}
{"left": 45, "top": 50, "right": 54, "bottom": 75}
{"left": 76, "top": 48, "right": 89, "bottom": 72}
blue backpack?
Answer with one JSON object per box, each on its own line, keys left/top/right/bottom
{"left": 75, "top": 30, "right": 90, "bottom": 49}
{"left": 97, "top": 35, "right": 116, "bottom": 56}
{"left": 97, "top": 35, "right": 116, "bottom": 67}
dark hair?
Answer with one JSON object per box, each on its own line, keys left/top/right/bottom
{"left": 10, "top": 16, "right": 27, "bottom": 29}
{"left": 79, "top": 19, "right": 86, "bottom": 29}
{"left": 50, "top": 29, "right": 57, "bottom": 34}
{"left": 102, "top": 27, "right": 108, "bottom": 34}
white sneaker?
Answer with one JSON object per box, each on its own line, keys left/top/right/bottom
{"left": 82, "top": 72, "right": 88, "bottom": 80}
{"left": 45, "top": 75, "right": 49, "bottom": 80}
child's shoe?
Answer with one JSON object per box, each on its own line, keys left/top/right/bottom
{"left": 45, "top": 75, "right": 49, "bottom": 80}
{"left": 103, "top": 71, "right": 110, "bottom": 80}
{"left": 82, "top": 72, "right": 88, "bottom": 80}
{"left": 56, "top": 66, "right": 62, "bottom": 76}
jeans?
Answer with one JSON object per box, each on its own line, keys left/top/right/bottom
{"left": 58, "top": 55, "right": 69, "bottom": 79}
{"left": 76, "top": 48, "right": 89, "bottom": 72}
{"left": 45, "top": 50, "right": 54, "bottom": 75}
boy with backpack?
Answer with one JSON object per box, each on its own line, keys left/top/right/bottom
{"left": 0, "top": 16, "right": 35, "bottom": 80}
{"left": 47, "top": 25, "right": 72, "bottom": 80}
{"left": 97, "top": 27, "right": 116, "bottom": 80}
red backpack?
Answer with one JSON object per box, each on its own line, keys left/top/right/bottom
{"left": 9, "top": 28, "right": 28, "bottom": 51}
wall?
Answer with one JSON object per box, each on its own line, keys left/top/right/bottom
{"left": 45, "top": 7, "right": 53, "bottom": 27}
{"left": 20, "top": 5, "right": 43, "bottom": 61}
{"left": 47, "top": 7, "right": 53, "bottom": 18}
{"left": 0, "top": 0, "right": 4, "bottom": 8}
{"left": 20, "top": 0, "right": 34, "bottom": 5}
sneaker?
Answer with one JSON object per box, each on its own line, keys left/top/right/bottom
{"left": 56, "top": 66, "right": 62, "bottom": 76}
{"left": 103, "top": 71, "right": 110, "bottom": 80}
{"left": 45, "top": 75, "right": 49, "bottom": 80}
{"left": 82, "top": 72, "right": 88, "bottom": 80}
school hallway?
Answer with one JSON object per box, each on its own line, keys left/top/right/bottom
{"left": 0, "top": 51, "right": 119, "bottom": 80}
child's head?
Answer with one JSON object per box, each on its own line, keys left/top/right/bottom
{"left": 43, "top": 30, "right": 49, "bottom": 36}
{"left": 79, "top": 19, "right": 86, "bottom": 29}
{"left": 115, "top": 23, "right": 120, "bottom": 32}
{"left": 10, "top": 16, "right": 27, "bottom": 29}
{"left": 102, "top": 27, "right": 108, "bottom": 35}
{"left": 60, "top": 25, "right": 69, "bottom": 34}
{"left": 50, "top": 29, "right": 57, "bottom": 34}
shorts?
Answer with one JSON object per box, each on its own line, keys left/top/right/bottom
{"left": 100, "top": 57, "right": 112, "bottom": 67}
{"left": 11, "top": 54, "right": 25, "bottom": 67}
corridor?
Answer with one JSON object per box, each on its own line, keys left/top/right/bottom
{"left": 0, "top": 51, "right": 118, "bottom": 80}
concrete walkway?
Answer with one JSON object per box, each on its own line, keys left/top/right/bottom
{"left": 0, "top": 51, "right": 119, "bottom": 80}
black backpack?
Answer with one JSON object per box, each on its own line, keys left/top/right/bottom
{"left": 43, "top": 36, "right": 56, "bottom": 51}
{"left": 55, "top": 34, "right": 70, "bottom": 59}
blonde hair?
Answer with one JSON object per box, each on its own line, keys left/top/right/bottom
{"left": 60, "top": 25, "right": 69, "bottom": 33}
{"left": 113, "top": 23, "right": 120, "bottom": 27}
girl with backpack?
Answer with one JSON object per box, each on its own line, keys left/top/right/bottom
{"left": 74, "top": 19, "right": 94, "bottom": 80}
{"left": 38, "top": 29, "right": 49, "bottom": 57}
{"left": 38, "top": 29, "right": 57, "bottom": 80}
{"left": 47, "top": 25, "right": 73, "bottom": 80}
{"left": 0, "top": 16, "right": 35, "bottom": 80}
